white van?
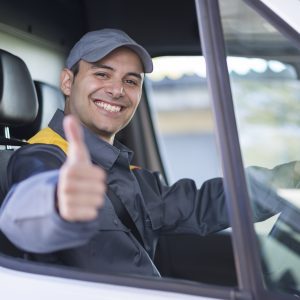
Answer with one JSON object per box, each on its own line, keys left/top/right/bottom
{"left": 0, "top": 0, "right": 300, "bottom": 299}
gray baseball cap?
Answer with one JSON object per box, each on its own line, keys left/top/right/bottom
{"left": 66, "top": 28, "right": 153, "bottom": 73}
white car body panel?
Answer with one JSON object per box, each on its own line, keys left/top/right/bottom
{"left": 0, "top": 266, "right": 221, "bottom": 300}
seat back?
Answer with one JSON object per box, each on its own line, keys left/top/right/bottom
{"left": 0, "top": 50, "right": 38, "bottom": 128}
{"left": 10, "top": 81, "right": 65, "bottom": 140}
{"left": 0, "top": 49, "right": 39, "bottom": 257}
{"left": 0, "top": 49, "right": 38, "bottom": 201}
{"left": 0, "top": 150, "right": 14, "bottom": 201}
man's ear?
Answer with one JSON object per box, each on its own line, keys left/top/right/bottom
{"left": 60, "top": 68, "right": 74, "bottom": 96}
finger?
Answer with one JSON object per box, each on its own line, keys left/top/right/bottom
{"left": 59, "top": 205, "right": 99, "bottom": 222}
{"left": 63, "top": 115, "right": 91, "bottom": 164}
{"left": 59, "top": 181, "right": 106, "bottom": 203}
{"left": 60, "top": 193, "right": 104, "bottom": 210}
{"left": 60, "top": 164, "right": 106, "bottom": 182}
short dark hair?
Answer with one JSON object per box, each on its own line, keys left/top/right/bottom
{"left": 70, "top": 61, "right": 80, "bottom": 78}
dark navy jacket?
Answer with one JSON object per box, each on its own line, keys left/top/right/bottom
{"left": 0, "top": 110, "right": 280, "bottom": 276}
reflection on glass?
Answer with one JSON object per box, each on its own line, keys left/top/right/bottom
{"left": 146, "top": 56, "right": 222, "bottom": 186}
{"left": 220, "top": 0, "right": 300, "bottom": 296}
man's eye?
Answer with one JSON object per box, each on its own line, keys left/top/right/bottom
{"left": 95, "top": 72, "right": 107, "bottom": 78}
{"left": 125, "top": 79, "right": 137, "bottom": 86}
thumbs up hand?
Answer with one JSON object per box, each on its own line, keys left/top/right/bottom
{"left": 57, "top": 115, "right": 106, "bottom": 222}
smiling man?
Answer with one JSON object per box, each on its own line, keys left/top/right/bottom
{"left": 0, "top": 29, "right": 278, "bottom": 276}
{"left": 62, "top": 47, "right": 145, "bottom": 145}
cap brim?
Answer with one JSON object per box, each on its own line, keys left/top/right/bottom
{"left": 81, "top": 42, "right": 153, "bottom": 73}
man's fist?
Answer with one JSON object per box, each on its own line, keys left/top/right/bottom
{"left": 57, "top": 115, "right": 106, "bottom": 222}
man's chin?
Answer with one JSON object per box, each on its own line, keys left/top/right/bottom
{"left": 91, "top": 126, "right": 117, "bottom": 142}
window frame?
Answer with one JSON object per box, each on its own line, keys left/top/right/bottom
{"left": 244, "top": 0, "right": 300, "bottom": 50}
{"left": 195, "top": 0, "right": 300, "bottom": 299}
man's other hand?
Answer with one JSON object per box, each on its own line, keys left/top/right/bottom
{"left": 57, "top": 115, "right": 106, "bottom": 222}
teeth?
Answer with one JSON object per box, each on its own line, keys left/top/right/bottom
{"left": 95, "top": 101, "right": 121, "bottom": 112}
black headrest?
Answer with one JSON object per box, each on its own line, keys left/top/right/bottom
{"left": 0, "top": 49, "right": 38, "bottom": 127}
{"left": 34, "top": 81, "right": 65, "bottom": 129}
{"left": 10, "top": 81, "right": 65, "bottom": 140}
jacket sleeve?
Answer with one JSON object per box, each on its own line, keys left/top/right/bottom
{"left": 144, "top": 165, "right": 288, "bottom": 236}
{"left": 145, "top": 175, "right": 229, "bottom": 235}
{"left": 0, "top": 145, "right": 101, "bottom": 253}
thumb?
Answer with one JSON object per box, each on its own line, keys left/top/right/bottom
{"left": 63, "top": 115, "right": 91, "bottom": 164}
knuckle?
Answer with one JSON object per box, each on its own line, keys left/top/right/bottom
{"left": 60, "top": 167, "right": 77, "bottom": 183}
{"left": 80, "top": 209, "right": 98, "bottom": 221}
{"left": 60, "top": 183, "right": 76, "bottom": 195}
{"left": 97, "top": 195, "right": 104, "bottom": 207}
{"left": 88, "top": 210, "right": 98, "bottom": 220}
{"left": 93, "top": 166, "right": 106, "bottom": 179}
{"left": 64, "top": 166, "right": 78, "bottom": 177}
{"left": 89, "top": 194, "right": 103, "bottom": 208}
{"left": 99, "top": 185, "right": 107, "bottom": 196}
{"left": 59, "top": 204, "right": 76, "bottom": 221}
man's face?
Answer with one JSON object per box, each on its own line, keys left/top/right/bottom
{"left": 61, "top": 47, "right": 144, "bottom": 144}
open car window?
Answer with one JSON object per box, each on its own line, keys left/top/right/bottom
{"left": 146, "top": 57, "right": 238, "bottom": 287}
{"left": 220, "top": 0, "right": 300, "bottom": 297}
{"left": 146, "top": 56, "right": 222, "bottom": 186}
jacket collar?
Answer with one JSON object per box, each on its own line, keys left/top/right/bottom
{"left": 49, "top": 109, "right": 134, "bottom": 170}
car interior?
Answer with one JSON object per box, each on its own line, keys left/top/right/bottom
{"left": 4, "top": 0, "right": 299, "bottom": 292}
{"left": 0, "top": 0, "right": 239, "bottom": 287}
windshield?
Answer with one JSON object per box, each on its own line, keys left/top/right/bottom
{"left": 220, "top": 0, "right": 300, "bottom": 296}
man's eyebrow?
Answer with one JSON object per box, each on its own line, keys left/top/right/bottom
{"left": 90, "top": 62, "right": 143, "bottom": 80}
{"left": 91, "top": 62, "right": 113, "bottom": 71}
{"left": 127, "top": 72, "right": 143, "bottom": 81}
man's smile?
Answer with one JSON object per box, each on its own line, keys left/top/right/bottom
{"left": 93, "top": 99, "right": 123, "bottom": 113}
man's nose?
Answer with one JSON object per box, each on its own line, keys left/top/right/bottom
{"left": 106, "top": 81, "right": 125, "bottom": 98}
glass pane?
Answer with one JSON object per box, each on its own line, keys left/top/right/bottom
{"left": 146, "top": 56, "right": 222, "bottom": 186}
{"left": 146, "top": 57, "right": 238, "bottom": 287}
{"left": 220, "top": 0, "right": 300, "bottom": 297}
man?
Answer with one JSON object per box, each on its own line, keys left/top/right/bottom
{"left": 0, "top": 29, "right": 282, "bottom": 276}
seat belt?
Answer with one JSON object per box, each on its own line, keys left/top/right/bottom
{"left": 0, "top": 136, "right": 27, "bottom": 146}
{"left": 106, "top": 187, "right": 145, "bottom": 248}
